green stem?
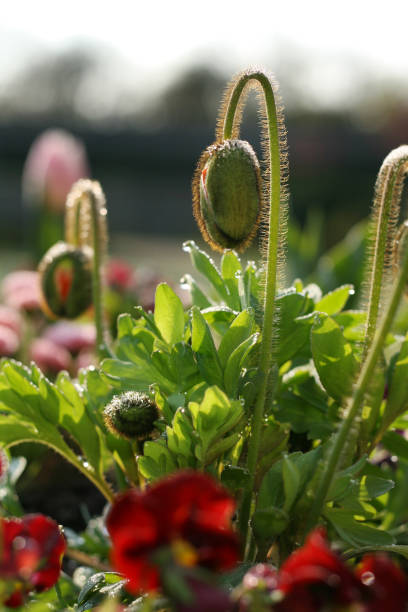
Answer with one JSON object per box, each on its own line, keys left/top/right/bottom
{"left": 222, "top": 71, "right": 283, "bottom": 552}
{"left": 68, "top": 184, "right": 109, "bottom": 359}
{"left": 304, "top": 238, "right": 408, "bottom": 535}
{"left": 364, "top": 148, "right": 408, "bottom": 352}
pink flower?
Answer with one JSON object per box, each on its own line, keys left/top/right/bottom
{"left": 43, "top": 321, "right": 96, "bottom": 354}
{"left": 1, "top": 270, "right": 42, "bottom": 312}
{"left": 30, "top": 337, "right": 72, "bottom": 375}
{"left": 22, "top": 129, "right": 89, "bottom": 213}
{"left": 0, "top": 324, "right": 19, "bottom": 356}
{"left": 0, "top": 305, "right": 23, "bottom": 336}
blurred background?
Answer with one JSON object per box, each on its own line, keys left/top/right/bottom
{"left": 2, "top": 0, "right": 408, "bottom": 281}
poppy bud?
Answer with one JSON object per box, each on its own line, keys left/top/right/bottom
{"left": 103, "top": 391, "right": 159, "bottom": 440}
{"left": 38, "top": 241, "right": 93, "bottom": 319}
{"left": 193, "top": 139, "right": 262, "bottom": 252}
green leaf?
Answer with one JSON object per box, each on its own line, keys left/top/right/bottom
{"left": 138, "top": 440, "right": 178, "bottom": 480}
{"left": 218, "top": 309, "right": 255, "bottom": 368}
{"left": 180, "top": 274, "right": 212, "bottom": 309}
{"left": 276, "top": 290, "right": 314, "bottom": 365}
{"left": 384, "top": 334, "right": 408, "bottom": 425}
{"left": 154, "top": 283, "right": 185, "bottom": 346}
{"left": 315, "top": 285, "right": 354, "bottom": 315}
{"left": 311, "top": 313, "right": 359, "bottom": 401}
{"left": 201, "top": 306, "right": 238, "bottom": 336}
{"left": 282, "top": 454, "right": 301, "bottom": 512}
{"left": 190, "top": 307, "right": 223, "bottom": 387}
{"left": 101, "top": 356, "right": 176, "bottom": 395}
{"left": 258, "top": 448, "right": 321, "bottom": 511}
{"left": 224, "top": 333, "right": 259, "bottom": 397}
{"left": 77, "top": 572, "right": 126, "bottom": 612}
{"left": 221, "top": 250, "right": 242, "bottom": 310}
{"left": 382, "top": 431, "right": 408, "bottom": 461}
{"left": 183, "top": 240, "right": 229, "bottom": 302}
{"left": 324, "top": 507, "right": 395, "bottom": 547}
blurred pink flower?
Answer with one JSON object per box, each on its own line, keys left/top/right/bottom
{"left": 22, "top": 129, "right": 89, "bottom": 213}
{"left": 1, "top": 271, "right": 42, "bottom": 312}
{"left": 30, "top": 338, "right": 72, "bottom": 375}
{"left": 43, "top": 321, "right": 96, "bottom": 354}
{"left": 75, "top": 348, "right": 96, "bottom": 371}
{"left": 106, "top": 259, "right": 135, "bottom": 292}
{"left": 0, "top": 325, "right": 19, "bottom": 356}
{"left": 0, "top": 305, "right": 23, "bottom": 337}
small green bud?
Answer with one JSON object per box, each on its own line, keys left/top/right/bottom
{"left": 103, "top": 391, "right": 159, "bottom": 440}
{"left": 193, "top": 139, "right": 262, "bottom": 252}
{"left": 38, "top": 241, "right": 93, "bottom": 319}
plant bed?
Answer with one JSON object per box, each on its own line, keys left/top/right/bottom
{"left": 1, "top": 68, "right": 408, "bottom": 610}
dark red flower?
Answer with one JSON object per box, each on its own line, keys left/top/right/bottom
{"left": 276, "top": 528, "right": 361, "bottom": 611}
{"left": 106, "top": 470, "right": 240, "bottom": 594}
{"left": 356, "top": 554, "right": 408, "bottom": 611}
{"left": 0, "top": 514, "right": 66, "bottom": 607}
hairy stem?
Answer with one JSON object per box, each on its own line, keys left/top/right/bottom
{"left": 304, "top": 235, "right": 408, "bottom": 535}
{"left": 222, "top": 70, "right": 285, "bottom": 552}
{"left": 66, "top": 180, "right": 109, "bottom": 359}
{"left": 363, "top": 146, "right": 408, "bottom": 352}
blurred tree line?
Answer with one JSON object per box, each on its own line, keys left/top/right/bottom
{"left": 1, "top": 46, "right": 408, "bottom": 259}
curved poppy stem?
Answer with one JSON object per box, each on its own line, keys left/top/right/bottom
{"left": 304, "top": 229, "right": 408, "bottom": 535}
{"left": 65, "top": 180, "right": 110, "bottom": 359}
{"left": 363, "top": 146, "right": 408, "bottom": 353}
{"left": 221, "top": 70, "right": 286, "bottom": 553}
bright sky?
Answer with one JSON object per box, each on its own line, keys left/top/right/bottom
{"left": 3, "top": 0, "right": 408, "bottom": 108}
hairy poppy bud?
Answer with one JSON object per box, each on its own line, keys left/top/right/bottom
{"left": 38, "top": 241, "right": 93, "bottom": 319}
{"left": 193, "top": 139, "right": 262, "bottom": 252}
{"left": 103, "top": 391, "right": 159, "bottom": 440}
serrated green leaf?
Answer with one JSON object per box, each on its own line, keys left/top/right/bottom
{"left": 384, "top": 334, "right": 408, "bottom": 426}
{"left": 218, "top": 309, "right": 255, "bottom": 368}
{"left": 311, "top": 313, "right": 359, "bottom": 401}
{"left": 277, "top": 290, "right": 314, "bottom": 365}
{"left": 315, "top": 284, "right": 353, "bottom": 315}
{"left": 190, "top": 307, "right": 223, "bottom": 387}
{"left": 183, "top": 240, "right": 229, "bottom": 302}
{"left": 180, "top": 273, "right": 212, "bottom": 309}
{"left": 224, "top": 333, "right": 259, "bottom": 397}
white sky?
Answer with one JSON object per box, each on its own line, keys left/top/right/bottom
{"left": 2, "top": 0, "right": 408, "bottom": 108}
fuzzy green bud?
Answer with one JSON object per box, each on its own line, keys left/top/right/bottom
{"left": 38, "top": 241, "right": 93, "bottom": 319}
{"left": 193, "top": 139, "right": 262, "bottom": 252}
{"left": 103, "top": 391, "right": 159, "bottom": 440}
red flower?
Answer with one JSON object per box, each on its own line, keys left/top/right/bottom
{"left": 0, "top": 514, "right": 66, "bottom": 607}
{"left": 276, "top": 528, "right": 361, "bottom": 611}
{"left": 356, "top": 554, "right": 408, "bottom": 611}
{"left": 106, "top": 470, "right": 240, "bottom": 594}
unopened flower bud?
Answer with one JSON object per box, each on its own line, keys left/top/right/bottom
{"left": 193, "top": 139, "right": 262, "bottom": 252}
{"left": 38, "top": 241, "right": 93, "bottom": 319}
{"left": 103, "top": 391, "right": 159, "bottom": 440}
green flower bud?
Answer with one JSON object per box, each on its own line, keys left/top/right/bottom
{"left": 193, "top": 139, "right": 262, "bottom": 252}
{"left": 38, "top": 241, "right": 93, "bottom": 319}
{"left": 103, "top": 391, "right": 159, "bottom": 440}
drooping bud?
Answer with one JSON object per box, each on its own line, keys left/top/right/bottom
{"left": 38, "top": 241, "right": 93, "bottom": 319}
{"left": 103, "top": 391, "right": 159, "bottom": 440}
{"left": 193, "top": 139, "right": 262, "bottom": 252}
